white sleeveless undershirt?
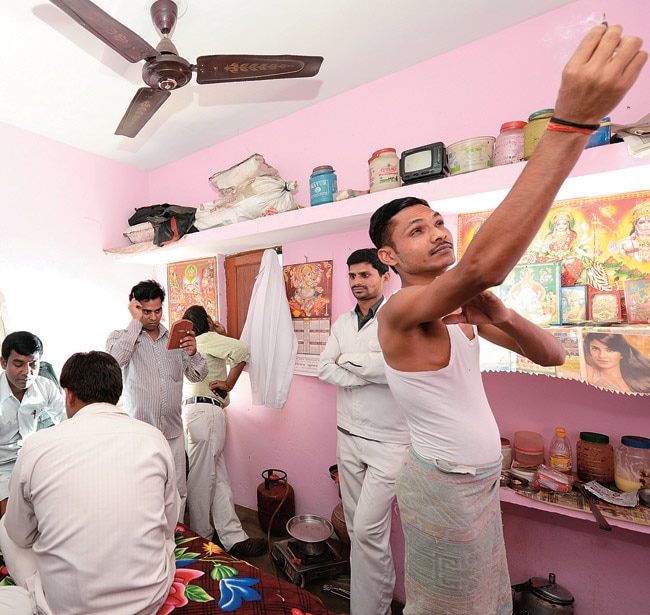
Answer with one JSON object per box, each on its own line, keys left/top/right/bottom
{"left": 385, "top": 324, "right": 501, "bottom": 465}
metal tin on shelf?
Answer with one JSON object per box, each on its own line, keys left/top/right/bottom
{"left": 309, "top": 165, "right": 337, "bottom": 206}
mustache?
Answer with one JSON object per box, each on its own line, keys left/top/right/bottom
{"left": 429, "top": 241, "right": 454, "bottom": 255}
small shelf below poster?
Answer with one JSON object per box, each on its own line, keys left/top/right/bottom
{"left": 500, "top": 486, "right": 650, "bottom": 535}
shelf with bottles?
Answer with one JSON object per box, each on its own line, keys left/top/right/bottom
{"left": 107, "top": 142, "right": 649, "bottom": 266}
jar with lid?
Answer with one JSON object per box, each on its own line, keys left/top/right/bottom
{"left": 309, "top": 165, "right": 337, "bottom": 206}
{"left": 524, "top": 108, "right": 554, "bottom": 160}
{"left": 368, "top": 148, "right": 400, "bottom": 193}
{"left": 493, "top": 121, "right": 526, "bottom": 166}
{"left": 614, "top": 435, "right": 650, "bottom": 491}
{"left": 576, "top": 432, "right": 614, "bottom": 483}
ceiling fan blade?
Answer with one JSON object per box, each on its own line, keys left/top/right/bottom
{"left": 115, "top": 88, "right": 171, "bottom": 138}
{"left": 49, "top": 0, "right": 158, "bottom": 63}
{"left": 196, "top": 54, "right": 323, "bottom": 84}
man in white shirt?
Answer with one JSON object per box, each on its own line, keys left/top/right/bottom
{"left": 106, "top": 279, "right": 208, "bottom": 521}
{"left": 0, "top": 350, "right": 179, "bottom": 615}
{"left": 0, "top": 331, "right": 65, "bottom": 516}
{"left": 318, "top": 248, "right": 410, "bottom": 615}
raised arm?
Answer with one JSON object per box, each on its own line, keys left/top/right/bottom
{"left": 381, "top": 25, "right": 646, "bottom": 330}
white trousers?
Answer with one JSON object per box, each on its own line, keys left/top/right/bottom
{"left": 183, "top": 402, "right": 248, "bottom": 549}
{"left": 167, "top": 433, "right": 187, "bottom": 523}
{"left": 0, "top": 587, "right": 32, "bottom": 615}
{"left": 337, "top": 432, "right": 410, "bottom": 615}
{"left": 0, "top": 519, "right": 51, "bottom": 615}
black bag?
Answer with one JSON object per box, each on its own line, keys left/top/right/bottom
{"left": 128, "top": 204, "right": 198, "bottom": 246}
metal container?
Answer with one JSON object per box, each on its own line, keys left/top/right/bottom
{"left": 524, "top": 108, "right": 554, "bottom": 160}
{"left": 257, "top": 469, "right": 295, "bottom": 536}
{"left": 512, "top": 572, "right": 575, "bottom": 615}
{"left": 286, "top": 514, "right": 333, "bottom": 556}
{"left": 309, "top": 165, "right": 337, "bottom": 206}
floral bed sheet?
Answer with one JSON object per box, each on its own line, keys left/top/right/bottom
{"left": 0, "top": 524, "right": 336, "bottom": 615}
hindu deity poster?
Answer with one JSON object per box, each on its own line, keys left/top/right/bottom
{"left": 458, "top": 190, "right": 650, "bottom": 293}
{"left": 167, "top": 257, "right": 218, "bottom": 326}
{"left": 491, "top": 262, "right": 562, "bottom": 327}
{"left": 283, "top": 260, "right": 333, "bottom": 376}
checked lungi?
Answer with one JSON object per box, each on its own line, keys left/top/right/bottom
{"left": 396, "top": 447, "right": 512, "bottom": 615}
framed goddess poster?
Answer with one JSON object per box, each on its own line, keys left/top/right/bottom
{"left": 167, "top": 257, "right": 218, "bottom": 326}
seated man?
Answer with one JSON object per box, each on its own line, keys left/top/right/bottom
{"left": 0, "top": 351, "right": 179, "bottom": 614}
{"left": 0, "top": 332, "right": 65, "bottom": 515}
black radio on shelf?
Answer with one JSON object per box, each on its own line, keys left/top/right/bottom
{"left": 399, "top": 141, "right": 449, "bottom": 185}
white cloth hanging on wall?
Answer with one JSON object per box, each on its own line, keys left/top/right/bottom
{"left": 240, "top": 249, "right": 297, "bottom": 408}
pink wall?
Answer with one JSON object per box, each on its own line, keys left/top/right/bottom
{"left": 0, "top": 122, "right": 152, "bottom": 371}
{"left": 142, "top": 1, "right": 650, "bottom": 609}
{"left": 0, "top": 0, "right": 647, "bottom": 610}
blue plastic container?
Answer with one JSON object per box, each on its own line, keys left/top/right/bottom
{"left": 309, "top": 165, "right": 337, "bottom": 206}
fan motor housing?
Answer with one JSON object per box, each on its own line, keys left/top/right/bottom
{"left": 142, "top": 55, "right": 192, "bottom": 90}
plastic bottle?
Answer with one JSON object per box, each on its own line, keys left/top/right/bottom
{"left": 549, "top": 427, "right": 572, "bottom": 473}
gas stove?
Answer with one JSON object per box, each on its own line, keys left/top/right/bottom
{"left": 271, "top": 538, "right": 348, "bottom": 586}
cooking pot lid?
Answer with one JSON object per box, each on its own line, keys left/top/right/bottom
{"left": 286, "top": 514, "right": 333, "bottom": 543}
{"left": 528, "top": 575, "right": 575, "bottom": 605}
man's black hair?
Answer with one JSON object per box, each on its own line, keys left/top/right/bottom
{"left": 369, "top": 196, "right": 430, "bottom": 249}
{"left": 182, "top": 305, "right": 210, "bottom": 336}
{"left": 346, "top": 248, "right": 389, "bottom": 276}
{"left": 128, "top": 279, "right": 165, "bottom": 303}
{"left": 60, "top": 351, "right": 122, "bottom": 406}
{"left": 1, "top": 331, "right": 43, "bottom": 362}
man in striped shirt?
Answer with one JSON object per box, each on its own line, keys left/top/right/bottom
{"left": 107, "top": 279, "right": 208, "bottom": 521}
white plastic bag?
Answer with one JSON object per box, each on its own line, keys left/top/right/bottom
{"left": 209, "top": 153, "right": 279, "bottom": 195}
{"left": 194, "top": 179, "right": 298, "bottom": 230}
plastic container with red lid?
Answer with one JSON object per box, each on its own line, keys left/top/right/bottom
{"left": 493, "top": 120, "right": 526, "bottom": 166}
{"left": 513, "top": 430, "right": 545, "bottom": 466}
{"left": 368, "top": 148, "right": 400, "bottom": 193}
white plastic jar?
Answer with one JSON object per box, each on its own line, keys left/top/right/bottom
{"left": 614, "top": 435, "right": 650, "bottom": 491}
{"left": 493, "top": 121, "right": 526, "bottom": 166}
{"left": 368, "top": 148, "right": 400, "bottom": 192}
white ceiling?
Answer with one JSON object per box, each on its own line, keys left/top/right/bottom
{"left": 1, "top": 1, "right": 575, "bottom": 171}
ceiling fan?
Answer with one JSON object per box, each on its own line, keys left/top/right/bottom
{"left": 48, "top": 0, "right": 324, "bottom": 137}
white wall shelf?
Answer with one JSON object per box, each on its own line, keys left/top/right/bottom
{"left": 106, "top": 143, "right": 649, "bottom": 265}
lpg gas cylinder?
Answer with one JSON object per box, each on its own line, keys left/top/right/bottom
{"left": 257, "top": 469, "right": 295, "bottom": 536}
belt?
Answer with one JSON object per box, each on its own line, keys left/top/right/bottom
{"left": 183, "top": 396, "right": 223, "bottom": 407}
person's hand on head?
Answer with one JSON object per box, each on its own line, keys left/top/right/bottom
{"left": 128, "top": 298, "right": 143, "bottom": 321}
{"left": 554, "top": 24, "right": 647, "bottom": 126}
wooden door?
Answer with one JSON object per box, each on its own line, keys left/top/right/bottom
{"left": 224, "top": 249, "right": 266, "bottom": 339}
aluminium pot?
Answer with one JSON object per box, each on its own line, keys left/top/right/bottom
{"left": 286, "top": 514, "right": 333, "bottom": 556}
{"left": 512, "top": 572, "right": 575, "bottom": 615}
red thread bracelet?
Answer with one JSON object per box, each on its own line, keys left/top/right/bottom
{"left": 547, "top": 116, "right": 599, "bottom": 134}
{"left": 546, "top": 122, "right": 595, "bottom": 135}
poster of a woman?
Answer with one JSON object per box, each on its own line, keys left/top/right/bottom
{"left": 582, "top": 331, "right": 650, "bottom": 394}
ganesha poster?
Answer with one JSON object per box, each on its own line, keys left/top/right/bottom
{"left": 283, "top": 260, "right": 333, "bottom": 376}
{"left": 167, "top": 257, "right": 218, "bottom": 326}
{"left": 458, "top": 190, "right": 650, "bottom": 293}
